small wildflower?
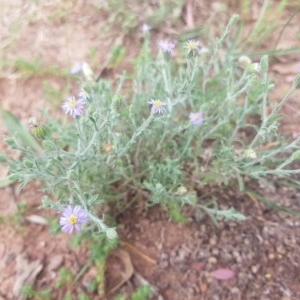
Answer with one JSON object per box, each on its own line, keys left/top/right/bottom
{"left": 59, "top": 205, "right": 89, "bottom": 234}
{"left": 141, "top": 23, "right": 151, "bottom": 33}
{"left": 158, "top": 40, "right": 176, "bottom": 55}
{"left": 250, "top": 62, "right": 261, "bottom": 73}
{"left": 78, "top": 89, "right": 89, "bottom": 101}
{"left": 244, "top": 148, "right": 257, "bottom": 159}
{"left": 189, "top": 112, "right": 204, "bottom": 126}
{"left": 70, "top": 62, "right": 94, "bottom": 81}
{"left": 70, "top": 62, "right": 82, "bottom": 75}
{"left": 148, "top": 99, "right": 167, "bottom": 115}
{"left": 175, "top": 186, "right": 188, "bottom": 196}
{"left": 81, "top": 62, "right": 94, "bottom": 81}
{"left": 62, "top": 96, "right": 86, "bottom": 118}
{"left": 184, "top": 39, "right": 201, "bottom": 54}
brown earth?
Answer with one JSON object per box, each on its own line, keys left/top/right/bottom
{"left": 1, "top": 1, "right": 300, "bottom": 300}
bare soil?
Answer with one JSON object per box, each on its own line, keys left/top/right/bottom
{"left": 1, "top": 1, "right": 300, "bottom": 300}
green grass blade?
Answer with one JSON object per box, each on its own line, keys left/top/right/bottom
{"left": 0, "top": 176, "right": 15, "bottom": 188}
{"left": 1, "top": 109, "right": 42, "bottom": 152}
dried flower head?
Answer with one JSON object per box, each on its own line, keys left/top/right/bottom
{"left": 158, "top": 40, "right": 176, "bottom": 55}
{"left": 59, "top": 205, "right": 89, "bottom": 234}
{"left": 148, "top": 99, "right": 167, "bottom": 115}
{"left": 189, "top": 112, "right": 204, "bottom": 126}
{"left": 62, "top": 96, "right": 86, "bottom": 118}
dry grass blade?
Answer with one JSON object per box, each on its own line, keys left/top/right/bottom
{"left": 122, "top": 240, "right": 157, "bottom": 265}
{"left": 107, "top": 248, "right": 134, "bottom": 295}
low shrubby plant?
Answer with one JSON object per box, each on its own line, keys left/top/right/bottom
{"left": 2, "top": 15, "right": 300, "bottom": 237}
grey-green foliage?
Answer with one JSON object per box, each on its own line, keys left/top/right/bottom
{"left": 3, "top": 15, "right": 300, "bottom": 234}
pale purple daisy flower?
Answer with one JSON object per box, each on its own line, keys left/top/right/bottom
{"left": 70, "top": 62, "right": 94, "bottom": 81}
{"left": 184, "top": 39, "right": 201, "bottom": 54}
{"left": 70, "top": 62, "right": 82, "bottom": 75}
{"left": 189, "top": 112, "right": 204, "bottom": 126}
{"left": 148, "top": 99, "right": 167, "bottom": 115}
{"left": 59, "top": 205, "right": 89, "bottom": 234}
{"left": 158, "top": 40, "right": 176, "bottom": 55}
{"left": 62, "top": 96, "right": 86, "bottom": 118}
{"left": 141, "top": 23, "right": 151, "bottom": 33}
{"left": 78, "top": 89, "right": 89, "bottom": 101}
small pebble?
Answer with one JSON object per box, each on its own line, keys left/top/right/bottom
{"left": 244, "top": 238, "right": 250, "bottom": 245}
{"left": 233, "top": 251, "right": 240, "bottom": 258}
{"left": 209, "top": 236, "right": 217, "bottom": 246}
{"left": 251, "top": 265, "right": 259, "bottom": 274}
{"left": 268, "top": 253, "right": 276, "bottom": 260}
{"left": 208, "top": 256, "right": 217, "bottom": 264}
{"left": 276, "top": 245, "right": 286, "bottom": 254}
{"left": 211, "top": 248, "right": 219, "bottom": 256}
{"left": 231, "top": 287, "right": 240, "bottom": 294}
{"left": 48, "top": 255, "right": 63, "bottom": 271}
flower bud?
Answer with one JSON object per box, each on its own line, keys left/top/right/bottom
{"left": 227, "top": 14, "right": 239, "bottom": 30}
{"left": 112, "top": 94, "right": 125, "bottom": 112}
{"left": 238, "top": 55, "right": 252, "bottom": 69}
{"left": 106, "top": 228, "right": 118, "bottom": 239}
{"left": 28, "top": 117, "right": 47, "bottom": 140}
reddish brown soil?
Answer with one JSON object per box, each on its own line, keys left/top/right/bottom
{"left": 1, "top": 1, "right": 300, "bottom": 300}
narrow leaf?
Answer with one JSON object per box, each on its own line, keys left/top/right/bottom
{"left": 1, "top": 109, "right": 42, "bottom": 152}
{"left": 0, "top": 176, "right": 15, "bottom": 189}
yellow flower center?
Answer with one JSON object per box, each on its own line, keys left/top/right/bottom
{"left": 68, "top": 215, "right": 78, "bottom": 225}
{"left": 70, "top": 100, "right": 78, "bottom": 108}
{"left": 153, "top": 100, "right": 163, "bottom": 108}
{"left": 188, "top": 42, "right": 197, "bottom": 50}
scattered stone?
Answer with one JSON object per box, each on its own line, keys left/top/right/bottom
{"left": 251, "top": 265, "right": 259, "bottom": 274}
{"left": 268, "top": 253, "right": 276, "bottom": 260}
{"left": 211, "top": 248, "right": 219, "bottom": 256}
{"left": 208, "top": 256, "right": 217, "bottom": 264}
{"left": 209, "top": 235, "right": 217, "bottom": 246}
{"left": 25, "top": 215, "right": 48, "bottom": 225}
{"left": 47, "top": 255, "right": 63, "bottom": 272}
